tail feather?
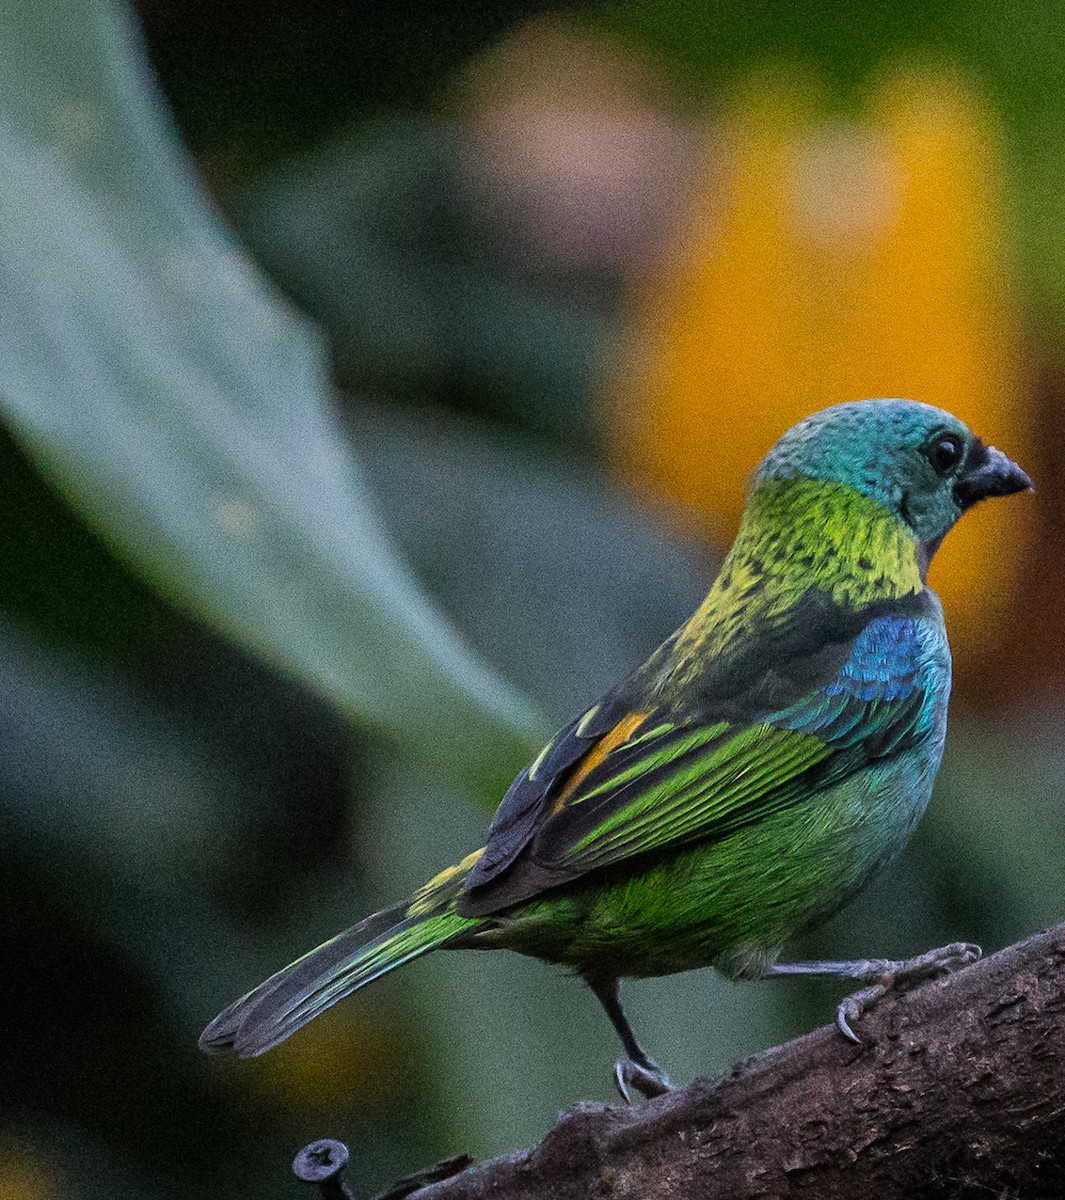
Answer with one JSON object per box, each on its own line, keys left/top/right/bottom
{"left": 200, "top": 855, "right": 485, "bottom": 1057}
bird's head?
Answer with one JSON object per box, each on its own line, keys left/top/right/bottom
{"left": 756, "top": 398, "right": 1032, "bottom": 559}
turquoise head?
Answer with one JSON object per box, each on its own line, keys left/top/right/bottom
{"left": 756, "top": 399, "right": 1031, "bottom": 557}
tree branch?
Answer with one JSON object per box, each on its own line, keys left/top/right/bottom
{"left": 405, "top": 923, "right": 1065, "bottom": 1199}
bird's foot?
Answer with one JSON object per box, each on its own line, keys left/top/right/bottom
{"left": 835, "top": 941, "right": 982, "bottom": 1043}
{"left": 613, "top": 1056, "right": 672, "bottom": 1104}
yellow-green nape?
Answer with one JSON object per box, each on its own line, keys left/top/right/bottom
{"left": 675, "top": 478, "right": 923, "bottom": 666}
{"left": 743, "top": 478, "right": 923, "bottom": 601}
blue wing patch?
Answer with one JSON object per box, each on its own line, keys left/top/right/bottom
{"left": 825, "top": 616, "right": 920, "bottom": 703}
{"left": 770, "top": 615, "right": 926, "bottom": 759}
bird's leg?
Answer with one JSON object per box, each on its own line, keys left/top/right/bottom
{"left": 584, "top": 974, "right": 671, "bottom": 1103}
{"left": 766, "top": 941, "right": 981, "bottom": 1042}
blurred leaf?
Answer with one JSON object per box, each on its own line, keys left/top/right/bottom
{"left": 0, "top": 1, "right": 543, "bottom": 794}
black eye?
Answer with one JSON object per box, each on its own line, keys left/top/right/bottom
{"left": 926, "top": 434, "right": 965, "bottom": 477}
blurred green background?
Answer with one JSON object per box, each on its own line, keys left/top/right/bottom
{"left": 3, "top": 1, "right": 1065, "bottom": 1197}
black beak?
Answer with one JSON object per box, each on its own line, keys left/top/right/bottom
{"left": 954, "top": 442, "right": 1033, "bottom": 511}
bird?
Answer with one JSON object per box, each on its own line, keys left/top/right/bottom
{"left": 200, "top": 398, "right": 1031, "bottom": 1102}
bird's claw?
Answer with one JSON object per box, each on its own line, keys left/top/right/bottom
{"left": 835, "top": 941, "right": 982, "bottom": 1044}
{"left": 613, "top": 1057, "right": 672, "bottom": 1104}
{"left": 836, "top": 983, "right": 888, "bottom": 1043}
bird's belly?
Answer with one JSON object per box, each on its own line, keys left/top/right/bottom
{"left": 503, "top": 754, "right": 937, "bottom": 979}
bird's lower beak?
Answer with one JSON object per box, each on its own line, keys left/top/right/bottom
{"left": 954, "top": 445, "right": 1033, "bottom": 510}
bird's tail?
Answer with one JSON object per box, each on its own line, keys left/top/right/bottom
{"left": 199, "top": 849, "right": 486, "bottom": 1057}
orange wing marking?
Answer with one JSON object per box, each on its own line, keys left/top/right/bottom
{"left": 550, "top": 712, "right": 649, "bottom": 814}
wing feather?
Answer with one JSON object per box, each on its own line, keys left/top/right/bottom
{"left": 459, "top": 611, "right": 934, "bottom": 916}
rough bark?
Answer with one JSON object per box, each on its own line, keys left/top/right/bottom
{"left": 409, "top": 923, "right": 1065, "bottom": 1199}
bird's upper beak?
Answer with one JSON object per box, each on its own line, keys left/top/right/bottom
{"left": 954, "top": 442, "right": 1033, "bottom": 511}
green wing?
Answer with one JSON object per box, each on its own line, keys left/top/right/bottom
{"left": 551, "top": 721, "right": 832, "bottom": 873}
{"left": 459, "top": 611, "right": 929, "bottom": 916}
